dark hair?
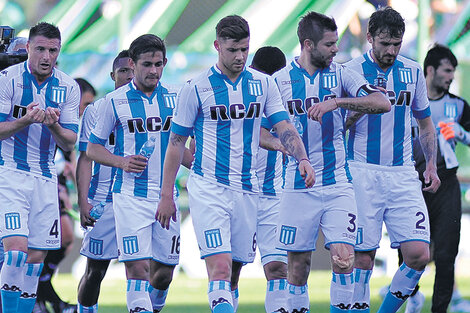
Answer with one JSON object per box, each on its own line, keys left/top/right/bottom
{"left": 75, "top": 78, "right": 96, "bottom": 96}
{"left": 251, "top": 46, "right": 286, "bottom": 75}
{"left": 129, "top": 34, "right": 166, "bottom": 62}
{"left": 216, "top": 15, "right": 250, "bottom": 41}
{"left": 297, "top": 11, "right": 337, "bottom": 48}
{"left": 368, "top": 6, "right": 405, "bottom": 38}
{"left": 423, "top": 44, "right": 458, "bottom": 77}
{"left": 29, "top": 22, "right": 61, "bottom": 42}
{"left": 113, "top": 49, "right": 130, "bottom": 71}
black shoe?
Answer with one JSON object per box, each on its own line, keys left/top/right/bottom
{"left": 52, "top": 302, "right": 77, "bottom": 313}
{"left": 33, "top": 301, "right": 51, "bottom": 313}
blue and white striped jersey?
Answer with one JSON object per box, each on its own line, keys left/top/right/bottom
{"left": 0, "top": 61, "right": 80, "bottom": 180}
{"left": 90, "top": 80, "right": 177, "bottom": 200}
{"left": 345, "top": 51, "right": 430, "bottom": 166}
{"left": 79, "top": 98, "right": 117, "bottom": 203}
{"left": 256, "top": 117, "right": 283, "bottom": 197}
{"left": 171, "top": 65, "right": 289, "bottom": 193}
{"left": 275, "top": 59, "right": 368, "bottom": 189}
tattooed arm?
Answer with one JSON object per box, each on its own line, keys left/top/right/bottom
{"left": 308, "top": 91, "right": 390, "bottom": 123}
{"left": 417, "top": 116, "right": 440, "bottom": 193}
{"left": 259, "top": 127, "right": 289, "bottom": 155}
{"left": 157, "top": 132, "right": 188, "bottom": 229}
{"left": 273, "top": 119, "right": 315, "bottom": 187}
{"left": 345, "top": 111, "right": 365, "bottom": 130}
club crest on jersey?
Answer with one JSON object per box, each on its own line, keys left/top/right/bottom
{"left": 374, "top": 73, "right": 387, "bottom": 89}
{"left": 89, "top": 237, "right": 103, "bottom": 256}
{"left": 398, "top": 68, "right": 413, "bottom": 84}
{"left": 279, "top": 225, "right": 296, "bottom": 245}
{"left": 248, "top": 79, "right": 263, "bottom": 96}
{"left": 51, "top": 86, "right": 67, "bottom": 103}
{"left": 444, "top": 102, "right": 457, "bottom": 119}
{"left": 205, "top": 229, "right": 222, "bottom": 248}
{"left": 163, "top": 93, "right": 177, "bottom": 109}
{"left": 5, "top": 212, "right": 20, "bottom": 230}
{"left": 322, "top": 72, "right": 337, "bottom": 89}
{"left": 123, "top": 236, "right": 139, "bottom": 255}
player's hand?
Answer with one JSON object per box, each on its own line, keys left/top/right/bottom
{"left": 422, "top": 166, "right": 440, "bottom": 193}
{"left": 156, "top": 195, "right": 177, "bottom": 230}
{"left": 298, "top": 159, "right": 315, "bottom": 188}
{"left": 121, "top": 155, "right": 148, "bottom": 173}
{"left": 307, "top": 98, "right": 338, "bottom": 123}
{"left": 23, "top": 102, "right": 45, "bottom": 124}
{"left": 439, "top": 121, "right": 470, "bottom": 144}
{"left": 43, "top": 107, "right": 60, "bottom": 127}
{"left": 79, "top": 201, "right": 95, "bottom": 228}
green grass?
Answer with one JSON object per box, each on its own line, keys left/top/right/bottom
{"left": 52, "top": 270, "right": 470, "bottom": 312}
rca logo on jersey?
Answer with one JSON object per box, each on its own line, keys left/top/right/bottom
{"left": 279, "top": 225, "right": 296, "bottom": 245}
{"left": 210, "top": 102, "right": 261, "bottom": 121}
{"left": 386, "top": 90, "right": 412, "bottom": 106}
{"left": 205, "top": 229, "right": 222, "bottom": 248}
{"left": 50, "top": 86, "right": 67, "bottom": 104}
{"left": 398, "top": 68, "right": 413, "bottom": 84}
{"left": 5, "top": 212, "right": 20, "bottom": 230}
{"left": 163, "top": 93, "right": 177, "bottom": 109}
{"left": 122, "top": 236, "right": 139, "bottom": 255}
{"left": 127, "top": 115, "right": 172, "bottom": 133}
{"left": 89, "top": 237, "right": 104, "bottom": 256}
{"left": 322, "top": 72, "right": 337, "bottom": 89}
{"left": 286, "top": 95, "right": 335, "bottom": 115}
{"left": 248, "top": 79, "right": 262, "bottom": 96}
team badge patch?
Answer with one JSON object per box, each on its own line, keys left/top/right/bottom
{"left": 123, "top": 236, "right": 139, "bottom": 255}
{"left": 5, "top": 212, "right": 20, "bottom": 230}
{"left": 398, "top": 68, "right": 413, "bottom": 84}
{"left": 205, "top": 229, "right": 222, "bottom": 248}
{"left": 374, "top": 73, "right": 387, "bottom": 89}
{"left": 322, "top": 72, "right": 337, "bottom": 89}
{"left": 279, "top": 225, "right": 296, "bottom": 245}
{"left": 51, "top": 86, "right": 67, "bottom": 103}
{"left": 89, "top": 238, "right": 103, "bottom": 256}
{"left": 248, "top": 79, "right": 263, "bottom": 96}
{"left": 163, "top": 93, "right": 177, "bottom": 109}
{"left": 444, "top": 102, "right": 457, "bottom": 119}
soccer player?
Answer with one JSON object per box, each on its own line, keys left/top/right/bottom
{"left": 0, "top": 22, "right": 80, "bottom": 313}
{"left": 75, "top": 49, "right": 133, "bottom": 313}
{"left": 274, "top": 11, "right": 390, "bottom": 313}
{"left": 249, "top": 46, "right": 289, "bottom": 313}
{"left": 345, "top": 7, "right": 441, "bottom": 313}
{"left": 408, "top": 44, "right": 470, "bottom": 313}
{"left": 87, "top": 34, "right": 192, "bottom": 313}
{"left": 156, "top": 15, "right": 314, "bottom": 313}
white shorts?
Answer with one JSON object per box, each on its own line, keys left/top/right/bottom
{"left": 0, "top": 167, "right": 60, "bottom": 249}
{"left": 113, "top": 193, "right": 180, "bottom": 265}
{"left": 80, "top": 200, "right": 118, "bottom": 260}
{"left": 276, "top": 182, "right": 357, "bottom": 252}
{"left": 257, "top": 196, "right": 287, "bottom": 266}
{"left": 187, "top": 174, "right": 258, "bottom": 263}
{"left": 349, "top": 162, "right": 430, "bottom": 250}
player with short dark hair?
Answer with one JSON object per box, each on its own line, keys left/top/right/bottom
{"left": 345, "top": 7, "right": 440, "bottom": 313}
{"left": 0, "top": 21, "right": 79, "bottom": 313}
{"left": 156, "top": 15, "right": 314, "bottom": 313}
{"left": 274, "top": 11, "right": 390, "bottom": 313}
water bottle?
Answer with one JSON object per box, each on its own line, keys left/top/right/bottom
{"left": 293, "top": 115, "right": 303, "bottom": 137}
{"left": 89, "top": 201, "right": 106, "bottom": 220}
{"left": 131, "top": 137, "right": 156, "bottom": 177}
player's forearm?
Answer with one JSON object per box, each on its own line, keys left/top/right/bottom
{"left": 182, "top": 147, "right": 194, "bottom": 169}
{"left": 0, "top": 118, "right": 31, "bottom": 140}
{"left": 259, "top": 127, "right": 283, "bottom": 151}
{"left": 161, "top": 133, "right": 187, "bottom": 198}
{"left": 274, "top": 120, "right": 308, "bottom": 161}
{"left": 48, "top": 124, "right": 77, "bottom": 151}
{"left": 87, "top": 142, "right": 125, "bottom": 169}
{"left": 345, "top": 111, "right": 365, "bottom": 130}
{"left": 418, "top": 118, "right": 438, "bottom": 168}
{"left": 76, "top": 152, "right": 93, "bottom": 208}
{"left": 337, "top": 92, "right": 391, "bottom": 114}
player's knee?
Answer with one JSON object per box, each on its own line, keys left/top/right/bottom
{"left": 354, "top": 250, "right": 375, "bottom": 269}
{"left": 151, "top": 266, "right": 175, "bottom": 289}
{"left": 403, "top": 249, "right": 430, "bottom": 270}
{"left": 264, "top": 261, "right": 287, "bottom": 281}
{"left": 206, "top": 255, "right": 232, "bottom": 281}
{"left": 85, "top": 266, "right": 107, "bottom": 283}
{"left": 331, "top": 248, "right": 355, "bottom": 273}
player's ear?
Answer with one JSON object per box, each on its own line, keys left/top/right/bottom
{"left": 366, "top": 32, "right": 373, "bottom": 44}
{"left": 110, "top": 71, "right": 115, "bottom": 82}
{"left": 214, "top": 40, "right": 220, "bottom": 52}
{"left": 425, "top": 65, "right": 434, "bottom": 77}
{"left": 163, "top": 57, "right": 168, "bottom": 67}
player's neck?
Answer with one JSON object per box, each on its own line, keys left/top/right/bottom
{"left": 298, "top": 53, "right": 320, "bottom": 76}
{"left": 427, "top": 85, "right": 444, "bottom": 100}
{"left": 216, "top": 62, "right": 242, "bottom": 83}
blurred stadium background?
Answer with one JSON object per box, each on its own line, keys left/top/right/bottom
{"left": 3, "top": 0, "right": 470, "bottom": 308}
